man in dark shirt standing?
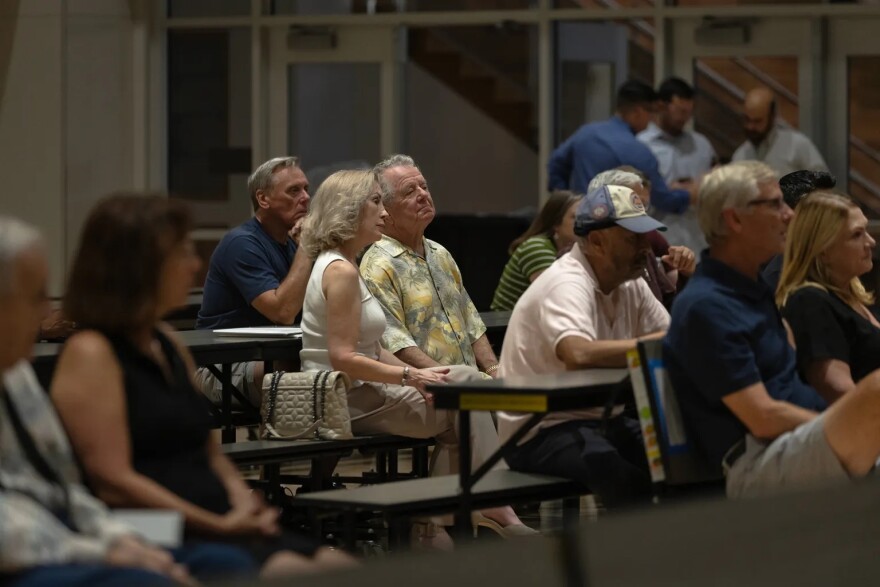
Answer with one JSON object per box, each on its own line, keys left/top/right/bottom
{"left": 547, "top": 80, "right": 695, "bottom": 215}
{"left": 664, "top": 160, "right": 880, "bottom": 498}
{"left": 195, "top": 156, "right": 312, "bottom": 404}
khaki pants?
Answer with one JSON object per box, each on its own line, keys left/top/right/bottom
{"left": 193, "top": 362, "right": 260, "bottom": 407}
{"left": 347, "top": 365, "right": 503, "bottom": 485}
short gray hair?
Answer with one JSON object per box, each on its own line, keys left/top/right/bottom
{"left": 588, "top": 169, "right": 643, "bottom": 192}
{"left": 299, "top": 169, "right": 375, "bottom": 259}
{"left": 0, "top": 217, "right": 44, "bottom": 296}
{"left": 698, "top": 161, "right": 778, "bottom": 245}
{"left": 372, "top": 154, "right": 417, "bottom": 205}
{"left": 247, "top": 156, "right": 300, "bottom": 211}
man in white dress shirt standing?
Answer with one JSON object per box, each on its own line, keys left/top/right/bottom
{"left": 639, "top": 77, "right": 716, "bottom": 253}
{"left": 731, "top": 86, "right": 828, "bottom": 177}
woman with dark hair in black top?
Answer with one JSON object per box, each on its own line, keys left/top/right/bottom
{"left": 51, "top": 194, "right": 356, "bottom": 578}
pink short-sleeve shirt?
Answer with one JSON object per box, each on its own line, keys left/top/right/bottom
{"left": 497, "top": 244, "right": 669, "bottom": 445}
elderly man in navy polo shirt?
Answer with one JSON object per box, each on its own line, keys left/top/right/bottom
{"left": 664, "top": 161, "right": 880, "bottom": 498}
{"left": 195, "top": 156, "right": 312, "bottom": 405}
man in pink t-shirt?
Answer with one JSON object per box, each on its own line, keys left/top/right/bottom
{"left": 498, "top": 185, "right": 670, "bottom": 507}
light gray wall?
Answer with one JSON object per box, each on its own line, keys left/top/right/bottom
{"left": 289, "top": 63, "right": 380, "bottom": 173}
{"left": 1, "top": 1, "right": 67, "bottom": 296}
{"left": 65, "top": 2, "right": 135, "bottom": 275}
{"left": 0, "top": 0, "right": 136, "bottom": 295}
{"left": 405, "top": 63, "right": 537, "bottom": 214}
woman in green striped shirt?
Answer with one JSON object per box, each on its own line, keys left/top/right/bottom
{"left": 491, "top": 191, "right": 581, "bottom": 311}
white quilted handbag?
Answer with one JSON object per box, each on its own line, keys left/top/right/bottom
{"left": 260, "top": 370, "right": 353, "bottom": 440}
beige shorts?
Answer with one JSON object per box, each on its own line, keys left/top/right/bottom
{"left": 726, "top": 413, "right": 849, "bottom": 499}
{"left": 193, "top": 362, "right": 260, "bottom": 408}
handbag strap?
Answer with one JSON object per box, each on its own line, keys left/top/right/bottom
{"left": 310, "top": 371, "right": 321, "bottom": 439}
{"left": 263, "top": 370, "right": 337, "bottom": 441}
{"left": 263, "top": 371, "right": 318, "bottom": 440}
{"left": 315, "top": 370, "right": 333, "bottom": 439}
{"left": 265, "top": 370, "right": 285, "bottom": 426}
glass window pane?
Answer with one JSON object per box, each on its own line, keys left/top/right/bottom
{"left": 270, "top": 0, "right": 533, "bottom": 15}
{"left": 287, "top": 63, "right": 381, "bottom": 188}
{"left": 405, "top": 0, "right": 533, "bottom": 9}
{"left": 676, "top": 0, "right": 820, "bottom": 4}
{"left": 556, "top": 20, "right": 654, "bottom": 145}
{"left": 167, "top": 28, "right": 253, "bottom": 285}
{"left": 693, "top": 56, "right": 798, "bottom": 163}
{"left": 168, "top": 28, "right": 252, "bottom": 213}
{"left": 848, "top": 56, "right": 880, "bottom": 218}
{"left": 168, "top": 0, "right": 249, "bottom": 18}
{"left": 271, "top": 0, "right": 358, "bottom": 14}
{"left": 555, "top": 0, "right": 654, "bottom": 7}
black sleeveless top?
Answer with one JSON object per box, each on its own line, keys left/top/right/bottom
{"left": 107, "top": 330, "right": 230, "bottom": 515}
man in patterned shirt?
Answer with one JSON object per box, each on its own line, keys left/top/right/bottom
{"left": 360, "top": 154, "right": 501, "bottom": 378}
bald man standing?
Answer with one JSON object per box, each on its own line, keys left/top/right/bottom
{"left": 731, "top": 86, "right": 827, "bottom": 176}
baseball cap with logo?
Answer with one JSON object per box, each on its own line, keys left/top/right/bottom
{"left": 573, "top": 185, "right": 667, "bottom": 236}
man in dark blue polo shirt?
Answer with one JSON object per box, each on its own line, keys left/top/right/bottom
{"left": 665, "top": 161, "right": 880, "bottom": 498}
{"left": 547, "top": 80, "right": 694, "bottom": 215}
{"left": 195, "top": 156, "right": 312, "bottom": 404}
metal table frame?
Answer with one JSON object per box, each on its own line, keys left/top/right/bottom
{"left": 33, "top": 331, "right": 303, "bottom": 443}
{"left": 428, "top": 369, "right": 631, "bottom": 537}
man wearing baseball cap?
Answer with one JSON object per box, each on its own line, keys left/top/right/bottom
{"left": 497, "top": 185, "right": 670, "bottom": 507}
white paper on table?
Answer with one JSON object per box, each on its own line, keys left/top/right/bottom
{"left": 213, "top": 327, "right": 302, "bottom": 338}
{"left": 112, "top": 509, "right": 183, "bottom": 547}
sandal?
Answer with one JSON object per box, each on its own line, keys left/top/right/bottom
{"left": 472, "top": 512, "right": 540, "bottom": 538}
{"left": 411, "top": 522, "right": 455, "bottom": 552}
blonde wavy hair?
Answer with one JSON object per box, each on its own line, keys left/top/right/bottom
{"left": 776, "top": 191, "right": 874, "bottom": 307}
{"left": 300, "top": 169, "right": 375, "bottom": 259}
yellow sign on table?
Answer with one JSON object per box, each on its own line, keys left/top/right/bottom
{"left": 460, "top": 393, "right": 548, "bottom": 412}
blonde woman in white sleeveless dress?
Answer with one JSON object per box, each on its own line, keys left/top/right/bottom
{"left": 299, "top": 169, "right": 535, "bottom": 549}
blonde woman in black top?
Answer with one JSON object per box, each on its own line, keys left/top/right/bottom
{"left": 777, "top": 192, "right": 879, "bottom": 404}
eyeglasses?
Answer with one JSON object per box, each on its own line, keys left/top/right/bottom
{"left": 745, "top": 197, "right": 786, "bottom": 211}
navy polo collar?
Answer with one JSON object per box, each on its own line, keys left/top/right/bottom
{"left": 697, "top": 250, "right": 773, "bottom": 302}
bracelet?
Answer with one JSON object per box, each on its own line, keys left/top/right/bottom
{"left": 484, "top": 364, "right": 500, "bottom": 375}
{"left": 401, "top": 366, "right": 410, "bottom": 386}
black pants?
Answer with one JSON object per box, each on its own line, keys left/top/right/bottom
{"left": 505, "top": 417, "right": 651, "bottom": 508}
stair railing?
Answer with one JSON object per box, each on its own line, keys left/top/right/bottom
{"left": 419, "top": 27, "right": 532, "bottom": 99}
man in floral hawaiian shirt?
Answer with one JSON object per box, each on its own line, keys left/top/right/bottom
{"left": 360, "top": 154, "right": 500, "bottom": 378}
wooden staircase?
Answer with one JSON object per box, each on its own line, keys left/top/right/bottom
{"left": 405, "top": 0, "right": 880, "bottom": 216}
{"left": 408, "top": 26, "right": 538, "bottom": 149}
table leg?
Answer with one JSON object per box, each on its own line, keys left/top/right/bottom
{"left": 389, "top": 516, "right": 406, "bottom": 552}
{"left": 451, "top": 412, "right": 545, "bottom": 541}
{"left": 262, "top": 464, "right": 282, "bottom": 506}
{"left": 561, "top": 496, "right": 588, "bottom": 587}
{"left": 412, "top": 446, "right": 428, "bottom": 477}
{"left": 342, "top": 511, "right": 356, "bottom": 552}
{"left": 469, "top": 412, "right": 544, "bottom": 483}
{"left": 221, "top": 363, "right": 234, "bottom": 444}
{"left": 388, "top": 449, "right": 399, "bottom": 480}
{"left": 376, "top": 451, "right": 388, "bottom": 483}
{"left": 453, "top": 409, "right": 472, "bottom": 541}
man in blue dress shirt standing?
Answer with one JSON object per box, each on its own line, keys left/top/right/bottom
{"left": 548, "top": 80, "right": 695, "bottom": 215}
